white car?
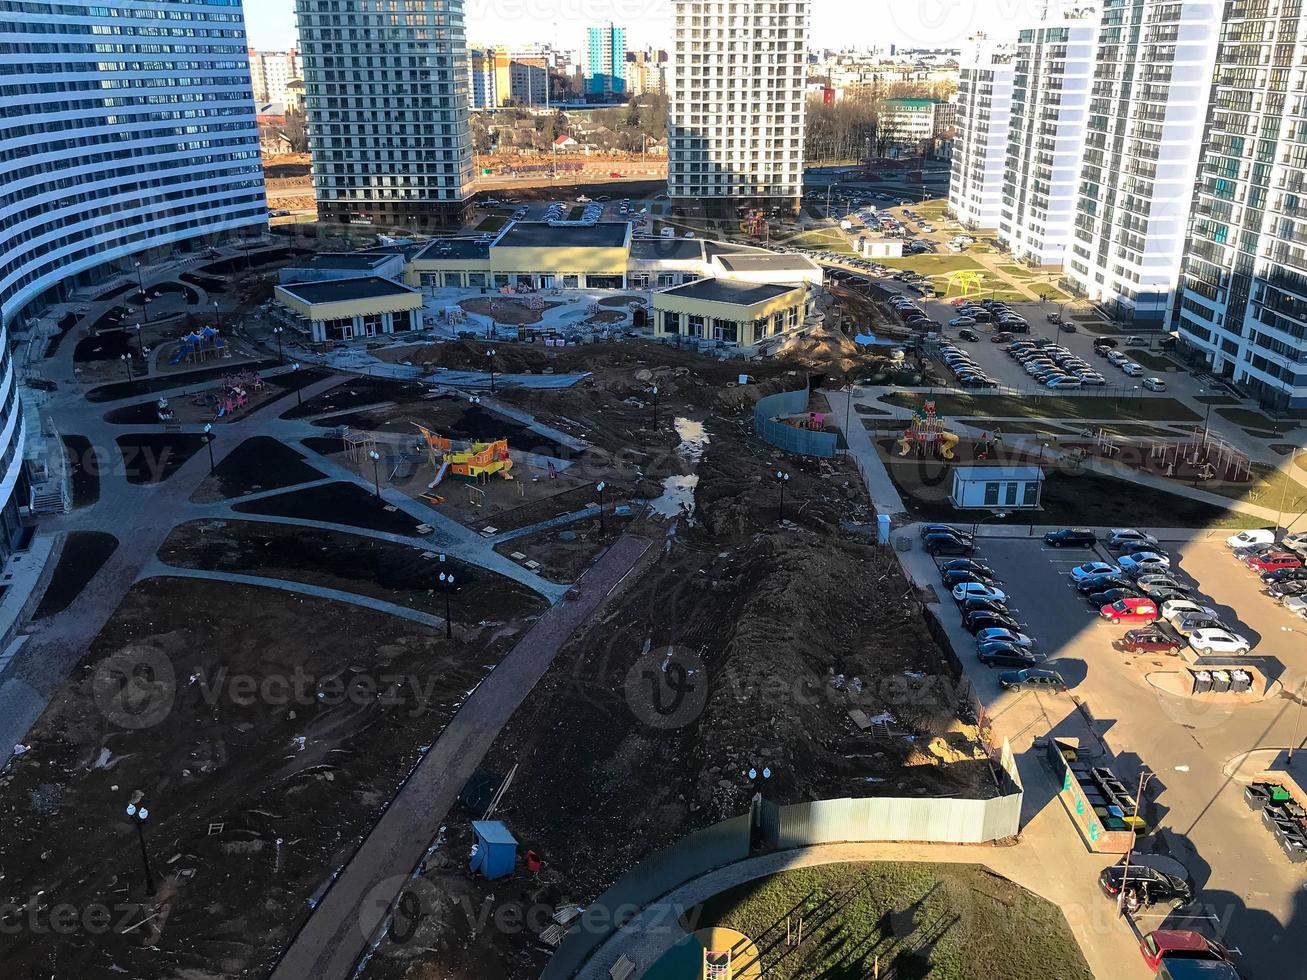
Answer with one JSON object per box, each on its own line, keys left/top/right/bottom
{"left": 1109, "top": 529, "right": 1159, "bottom": 549}
{"left": 1071, "top": 561, "right": 1120, "bottom": 582}
{"left": 1283, "top": 596, "right": 1307, "bottom": 619}
{"left": 1189, "top": 628, "right": 1251, "bottom": 656}
{"left": 949, "top": 316, "right": 977, "bottom": 327}
{"left": 1161, "top": 600, "right": 1218, "bottom": 624}
{"left": 1119, "top": 552, "right": 1172, "bottom": 576}
{"left": 1227, "top": 529, "right": 1275, "bottom": 550}
{"left": 975, "top": 628, "right": 1034, "bottom": 649}
{"left": 953, "top": 583, "right": 1007, "bottom": 604}
{"left": 1121, "top": 361, "right": 1144, "bottom": 376}
{"left": 1142, "top": 378, "right": 1168, "bottom": 392}
{"left": 1284, "top": 531, "right": 1307, "bottom": 551}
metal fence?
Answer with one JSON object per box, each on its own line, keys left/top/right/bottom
{"left": 754, "top": 387, "right": 840, "bottom": 458}
{"left": 774, "top": 790, "right": 1021, "bottom": 848}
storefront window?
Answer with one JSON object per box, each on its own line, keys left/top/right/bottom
{"left": 688, "top": 315, "right": 705, "bottom": 338}
{"left": 661, "top": 310, "right": 680, "bottom": 334}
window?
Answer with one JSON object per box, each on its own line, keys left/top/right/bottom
{"left": 984, "top": 482, "right": 1000, "bottom": 506}
{"left": 1023, "top": 481, "right": 1040, "bottom": 506}
{"left": 1004, "top": 483, "right": 1019, "bottom": 506}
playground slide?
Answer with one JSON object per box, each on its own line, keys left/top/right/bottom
{"left": 897, "top": 435, "right": 913, "bottom": 457}
{"left": 430, "top": 461, "right": 450, "bottom": 488}
{"left": 938, "top": 431, "right": 960, "bottom": 461}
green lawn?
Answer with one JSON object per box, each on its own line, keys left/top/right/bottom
{"left": 1217, "top": 407, "right": 1303, "bottom": 430}
{"left": 880, "top": 254, "right": 986, "bottom": 276}
{"left": 883, "top": 390, "right": 1201, "bottom": 423}
{"left": 685, "top": 863, "right": 1091, "bottom": 980}
{"left": 997, "top": 264, "right": 1038, "bottom": 279}
{"left": 474, "top": 214, "right": 508, "bottom": 232}
{"left": 1128, "top": 351, "right": 1182, "bottom": 373}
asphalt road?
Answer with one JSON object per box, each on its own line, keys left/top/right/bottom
{"left": 920, "top": 530, "right": 1307, "bottom": 979}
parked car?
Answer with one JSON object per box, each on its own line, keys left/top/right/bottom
{"left": 953, "top": 583, "right": 1007, "bottom": 603}
{"left": 1262, "top": 567, "right": 1307, "bottom": 585}
{"left": 1139, "top": 929, "right": 1235, "bottom": 972}
{"left": 1077, "top": 573, "right": 1134, "bottom": 594}
{"left": 1283, "top": 531, "right": 1307, "bottom": 553}
{"left": 1094, "top": 337, "right": 1120, "bottom": 349}
{"left": 944, "top": 569, "right": 995, "bottom": 590}
{"left": 998, "top": 668, "right": 1067, "bottom": 691}
{"left": 1116, "top": 539, "right": 1167, "bottom": 557}
{"left": 1044, "top": 528, "right": 1098, "bottom": 548}
{"left": 977, "top": 645, "right": 1044, "bottom": 668}
{"left": 940, "top": 558, "right": 997, "bottom": 579}
{"left": 1122, "top": 361, "right": 1145, "bottom": 376}
{"left": 1282, "top": 596, "right": 1307, "bottom": 619}
{"left": 1189, "top": 628, "right": 1251, "bottom": 656}
{"left": 1119, "top": 552, "right": 1172, "bottom": 576}
{"left": 959, "top": 329, "right": 982, "bottom": 343}
{"left": 960, "top": 598, "right": 1012, "bottom": 618}
{"left": 1142, "top": 377, "right": 1168, "bottom": 392}
{"left": 1089, "top": 588, "right": 1144, "bottom": 609}
{"left": 1101, "top": 597, "right": 1160, "bottom": 625}
{"left": 1099, "top": 865, "right": 1192, "bottom": 910}
{"left": 975, "top": 627, "right": 1033, "bottom": 648}
{"left": 1171, "top": 613, "right": 1227, "bottom": 638}
{"left": 1072, "top": 561, "right": 1121, "bottom": 582}
{"left": 1247, "top": 552, "right": 1304, "bottom": 574}
{"left": 1123, "top": 627, "right": 1185, "bottom": 655}
{"left": 1161, "top": 600, "right": 1219, "bottom": 624}
{"left": 1109, "top": 529, "right": 1160, "bottom": 549}
{"left": 965, "top": 611, "right": 1023, "bottom": 635}
{"left": 1267, "top": 580, "right": 1307, "bottom": 600}
{"left": 1227, "top": 529, "right": 1276, "bottom": 549}
{"left": 922, "top": 523, "right": 970, "bottom": 540}
{"left": 1136, "top": 574, "right": 1185, "bottom": 591}
{"left": 925, "top": 534, "right": 974, "bottom": 557}
{"left": 949, "top": 316, "right": 976, "bottom": 327}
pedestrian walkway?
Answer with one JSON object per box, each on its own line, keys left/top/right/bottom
{"left": 268, "top": 534, "right": 654, "bottom": 980}
{"left": 825, "top": 387, "right": 907, "bottom": 518}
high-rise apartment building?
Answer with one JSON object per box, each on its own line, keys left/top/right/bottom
{"left": 626, "top": 49, "right": 669, "bottom": 97}
{"left": 249, "top": 49, "right": 304, "bottom": 106}
{"left": 295, "top": 0, "right": 474, "bottom": 229}
{"left": 0, "top": 0, "right": 266, "bottom": 557}
{"left": 1066, "top": 0, "right": 1220, "bottom": 324}
{"left": 999, "top": 11, "right": 1098, "bottom": 266}
{"left": 468, "top": 49, "right": 499, "bottom": 109}
{"left": 1178, "top": 0, "right": 1307, "bottom": 409}
{"left": 669, "top": 0, "right": 810, "bottom": 216}
{"left": 586, "top": 24, "right": 628, "bottom": 99}
{"left": 949, "top": 40, "right": 1015, "bottom": 229}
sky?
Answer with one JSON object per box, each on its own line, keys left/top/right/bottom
{"left": 244, "top": 0, "right": 1000, "bottom": 53}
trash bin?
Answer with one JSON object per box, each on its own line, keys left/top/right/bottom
{"left": 1211, "top": 669, "right": 1232, "bottom": 694}
{"left": 1270, "top": 785, "right": 1292, "bottom": 802}
{"left": 1192, "top": 670, "right": 1213, "bottom": 694}
{"left": 1279, "top": 833, "right": 1307, "bottom": 864}
{"left": 1244, "top": 783, "right": 1273, "bottom": 811}
{"left": 1231, "top": 669, "right": 1252, "bottom": 694}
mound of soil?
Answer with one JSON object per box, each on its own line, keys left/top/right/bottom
{"left": 430, "top": 340, "right": 554, "bottom": 375}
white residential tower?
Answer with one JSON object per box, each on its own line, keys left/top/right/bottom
{"left": 949, "top": 39, "right": 1015, "bottom": 229}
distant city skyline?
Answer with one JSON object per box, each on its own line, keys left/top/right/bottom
{"left": 245, "top": 0, "right": 996, "bottom": 53}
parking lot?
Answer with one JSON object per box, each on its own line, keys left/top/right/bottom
{"left": 902, "top": 527, "right": 1307, "bottom": 980}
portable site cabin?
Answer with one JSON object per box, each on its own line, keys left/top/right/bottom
{"left": 950, "top": 465, "right": 1045, "bottom": 511}
{"left": 469, "top": 820, "right": 518, "bottom": 880}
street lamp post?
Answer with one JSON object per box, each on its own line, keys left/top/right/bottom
{"left": 650, "top": 385, "right": 660, "bottom": 428}
{"left": 1283, "top": 629, "right": 1306, "bottom": 763}
{"left": 1117, "top": 768, "right": 1156, "bottom": 918}
{"left": 135, "top": 323, "right": 144, "bottom": 359}
{"left": 212, "top": 300, "right": 220, "bottom": 330}
{"left": 126, "top": 797, "right": 155, "bottom": 895}
{"left": 776, "top": 470, "right": 790, "bottom": 523}
{"left": 135, "top": 261, "right": 151, "bottom": 324}
{"left": 439, "top": 570, "right": 455, "bottom": 640}
{"left": 368, "top": 449, "right": 382, "bottom": 499}
{"left": 1029, "top": 443, "right": 1048, "bottom": 536}
{"left": 596, "top": 480, "right": 607, "bottom": 534}
{"left": 203, "top": 423, "right": 216, "bottom": 473}
{"left": 972, "top": 509, "right": 1009, "bottom": 542}
{"left": 121, "top": 353, "right": 133, "bottom": 381}
{"left": 487, "top": 347, "right": 497, "bottom": 393}
{"left": 272, "top": 326, "right": 285, "bottom": 365}
{"left": 292, "top": 363, "right": 303, "bottom": 407}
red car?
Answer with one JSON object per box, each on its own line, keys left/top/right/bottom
{"left": 992, "top": 332, "right": 1014, "bottom": 343}
{"left": 1247, "top": 552, "right": 1304, "bottom": 574}
{"left": 1139, "top": 929, "right": 1235, "bottom": 971}
{"left": 1123, "top": 628, "right": 1183, "bottom": 655}
{"left": 1101, "top": 597, "right": 1159, "bottom": 625}
{"left": 608, "top": 171, "right": 624, "bottom": 178}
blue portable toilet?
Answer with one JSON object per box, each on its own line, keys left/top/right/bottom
{"left": 469, "top": 820, "right": 518, "bottom": 880}
{"left": 877, "top": 514, "right": 891, "bottom": 546}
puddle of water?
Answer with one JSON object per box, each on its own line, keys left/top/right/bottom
{"left": 650, "top": 418, "right": 711, "bottom": 519}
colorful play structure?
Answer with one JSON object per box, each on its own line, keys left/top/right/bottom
{"left": 170, "top": 326, "right": 229, "bottom": 366}
{"left": 897, "top": 401, "right": 960, "bottom": 460}
{"left": 740, "top": 209, "right": 769, "bottom": 240}
{"left": 191, "top": 369, "right": 263, "bottom": 420}
{"left": 414, "top": 424, "right": 514, "bottom": 488}
{"left": 943, "top": 270, "right": 986, "bottom": 299}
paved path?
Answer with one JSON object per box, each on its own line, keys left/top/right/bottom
{"left": 141, "top": 562, "right": 448, "bottom": 629}
{"left": 269, "top": 533, "right": 654, "bottom": 980}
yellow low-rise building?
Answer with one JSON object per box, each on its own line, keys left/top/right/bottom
{"left": 274, "top": 277, "right": 424, "bottom": 343}
{"left": 653, "top": 278, "right": 809, "bottom": 346}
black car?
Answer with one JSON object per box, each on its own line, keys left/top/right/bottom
{"left": 1147, "top": 587, "right": 1192, "bottom": 605}
{"left": 960, "top": 598, "right": 1011, "bottom": 617}
{"left": 1263, "top": 567, "right": 1307, "bottom": 585}
{"left": 925, "top": 534, "right": 974, "bottom": 557}
{"left": 1097, "top": 865, "right": 1192, "bottom": 911}
{"left": 1076, "top": 574, "right": 1133, "bottom": 594}
{"left": 944, "top": 570, "right": 993, "bottom": 590}
{"left": 958, "top": 329, "right": 982, "bottom": 343}
{"left": 965, "top": 612, "right": 1022, "bottom": 635}
{"left": 1116, "top": 539, "right": 1164, "bottom": 557}
{"left": 1088, "top": 587, "right": 1143, "bottom": 607}
{"left": 941, "top": 558, "right": 995, "bottom": 576}
{"left": 977, "top": 645, "right": 1043, "bottom": 668}
{"left": 1268, "top": 580, "right": 1307, "bottom": 599}
{"left": 921, "top": 523, "right": 970, "bottom": 540}
{"left": 1045, "top": 528, "right": 1098, "bottom": 548}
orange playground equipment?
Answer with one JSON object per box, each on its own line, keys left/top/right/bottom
{"left": 897, "top": 401, "right": 960, "bottom": 461}
{"left": 414, "top": 425, "right": 514, "bottom": 486}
